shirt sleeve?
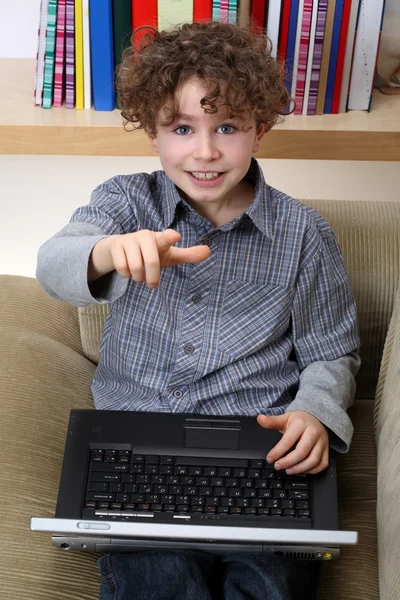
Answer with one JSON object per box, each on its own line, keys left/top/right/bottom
{"left": 286, "top": 351, "right": 361, "bottom": 453}
{"left": 36, "top": 178, "right": 136, "bottom": 306}
{"left": 291, "top": 228, "right": 360, "bottom": 369}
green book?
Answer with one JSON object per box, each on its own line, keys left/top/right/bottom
{"left": 42, "top": 0, "right": 58, "bottom": 109}
{"left": 113, "top": 0, "right": 132, "bottom": 108}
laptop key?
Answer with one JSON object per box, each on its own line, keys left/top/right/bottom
{"left": 90, "top": 463, "right": 129, "bottom": 473}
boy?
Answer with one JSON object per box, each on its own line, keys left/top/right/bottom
{"left": 37, "top": 21, "right": 360, "bottom": 600}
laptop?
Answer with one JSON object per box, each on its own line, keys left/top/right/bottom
{"left": 31, "top": 409, "right": 357, "bottom": 560}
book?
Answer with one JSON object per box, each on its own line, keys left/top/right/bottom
{"left": 212, "top": 0, "right": 220, "bottom": 21}
{"left": 83, "top": 0, "right": 91, "bottom": 109}
{"left": 53, "top": 0, "right": 66, "bottom": 107}
{"left": 302, "top": 0, "right": 319, "bottom": 114}
{"left": 290, "top": 0, "right": 305, "bottom": 100}
{"left": 306, "top": 0, "right": 328, "bottom": 114}
{"left": 89, "top": 0, "right": 115, "bottom": 110}
{"left": 283, "top": 0, "right": 300, "bottom": 101}
{"left": 294, "top": 0, "right": 313, "bottom": 115}
{"left": 228, "top": 0, "right": 238, "bottom": 24}
{"left": 331, "top": 0, "right": 352, "bottom": 113}
{"left": 65, "top": 0, "right": 75, "bottom": 108}
{"left": 220, "top": 0, "right": 229, "bottom": 23}
{"left": 277, "top": 0, "right": 292, "bottom": 63}
{"left": 324, "top": 0, "right": 344, "bottom": 113}
{"left": 34, "top": 0, "right": 50, "bottom": 106}
{"left": 42, "top": 0, "right": 58, "bottom": 109}
{"left": 75, "top": 0, "right": 84, "bottom": 110}
{"left": 113, "top": 0, "right": 132, "bottom": 108}
{"left": 238, "top": 0, "right": 250, "bottom": 28}
{"left": 132, "top": 0, "right": 157, "bottom": 49}
{"left": 251, "top": 0, "right": 267, "bottom": 34}
{"left": 339, "top": 0, "right": 361, "bottom": 112}
{"left": 347, "top": 0, "right": 387, "bottom": 110}
{"left": 316, "top": 0, "right": 336, "bottom": 114}
{"left": 158, "top": 0, "right": 193, "bottom": 30}
{"left": 267, "top": 0, "right": 282, "bottom": 58}
{"left": 193, "top": 0, "right": 212, "bottom": 22}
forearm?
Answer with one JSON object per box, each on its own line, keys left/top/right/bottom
{"left": 88, "top": 236, "right": 115, "bottom": 283}
{"left": 286, "top": 351, "right": 361, "bottom": 453}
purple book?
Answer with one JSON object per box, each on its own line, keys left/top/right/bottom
{"left": 307, "top": 0, "right": 328, "bottom": 115}
{"left": 65, "top": 0, "right": 75, "bottom": 108}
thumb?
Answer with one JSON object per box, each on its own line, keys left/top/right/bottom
{"left": 257, "top": 413, "right": 288, "bottom": 432}
{"left": 156, "top": 229, "right": 181, "bottom": 250}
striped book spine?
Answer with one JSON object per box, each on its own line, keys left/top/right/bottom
{"left": 83, "top": 0, "right": 91, "bottom": 109}
{"left": 34, "top": 0, "right": 50, "bottom": 105}
{"left": 302, "top": 0, "right": 319, "bottom": 114}
{"left": 228, "top": 0, "right": 237, "bottom": 24}
{"left": 212, "top": 0, "right": 220, "bottom": 21}
{"left": 42, "top": 0, "right": 58, "bottom": 109}
{"left": 306, "top": 0, "right": 328, "bottom": 114}
{"left": 65, "top": 0, "right": 75, "bottom": 108}
{"left": 290, "top": 0, "right": 304, "bottom": 99}
{"left": 331, "top": 0, "right": 352, "bottom": 113}
{"left": 220, "top": 0, "right": 229, "bottom": 22}
{"left": 75, "top": 0, "right": 84, "bottom": 110}
{"left": 53, "top": 0, "right": 66, "bottom": 107}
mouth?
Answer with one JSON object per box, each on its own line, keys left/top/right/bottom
{"left": 185, "top": 171, "right": 226, "bottom": 186}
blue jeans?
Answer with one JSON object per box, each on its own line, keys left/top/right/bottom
{"left": 98, "top": 550, "right": 321, "bottom": 600}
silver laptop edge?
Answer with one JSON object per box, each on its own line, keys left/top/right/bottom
{"left": 31, "top": 517, "right": 358, "bottom": 545}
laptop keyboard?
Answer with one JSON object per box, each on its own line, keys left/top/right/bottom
{"left": 82, "top": 450, "right": 311, "bottom": 523}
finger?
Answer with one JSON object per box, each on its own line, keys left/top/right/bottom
{"left": 273, "top": 430, "right": 319, "bottom": 471}
{"left": 257, "top": 414, "right": 288, "bottom": 432}
{"left": 304, "top": 447, "right": 330, "bottom": 475}
{"left": 266, "top": 421, "right": 305, "bottom": 465}
{"left": 155, "top": 229, "right": 182, "bottom": 251}
{"left": 139, "top": 234, "right": 162, "bottom": 288}
{"left": 167, "top": 245, "right": 211, "bottom": 266}
{"left": 123, "top": 237, "right": 146, "bottom": 283}
{"left": 284, "top": 440, "right": 326, "bottom": 475}
{"left": 110, "top": 242, "right": 137, "bottom": 279}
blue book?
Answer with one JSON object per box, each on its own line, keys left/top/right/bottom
{"left": 284, "top": 0, "right": 300, "bottom": 102}
{"left": 89, "top": 0, "right": 115, "bottom": 111}
{"left": 324, "top": 0, "right": 344, "bottom": 114}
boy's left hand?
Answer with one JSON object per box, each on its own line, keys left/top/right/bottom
{"left": 256, "top": 411, "right": 329, "bottom": 475}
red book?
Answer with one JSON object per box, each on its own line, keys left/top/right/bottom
{"left": 331, "top": 0, "right": 352, "bottom": 113}
{"left": 251, "top": 0, "right": 267, "bottom": 34}
{"left": 194, "top": 0, "right": 212, "bottom": 22}
{"left": 132, "top": 0, "right": 157, "bottom": 49}
{"left": 278, "top": 0, "right": 291, "bottom": 63}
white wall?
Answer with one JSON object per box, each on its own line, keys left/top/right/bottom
{"left": 0, "top": 1, "right": 399, "bottom": 277}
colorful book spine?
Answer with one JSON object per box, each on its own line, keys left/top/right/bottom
{"left": 42, "top": 0, "right": 58, "bottom": 109}
{"left": 34, "top": 0, "right": 50, "bottom": 106}
{"left": 228, "top": 0, "right": 237, "bottom": 24}
{"left": 277, "top": 0, "right": 291, "bottom": 63}
{"left": 290, "top": 0, "right": 305, "bottom": 99}
{"left": 158, "top": 0, "right": 194, "bottom": 30}
{"left": 65, "top": 0, "right": 75, "bottom": 108}
{"left": 212, "top": 0, "right": 220, "bottom": 22}
{"left": 53, "top": 0, "right": 66, "bottom": 107}
{"left": 284, "top": 0, "right": 300, "bottom": 98}
{"left": 193, "top": 0, "right": 212, "bottom": 21}
{"left": 294, "top": 0, "right": 312, "bottom": 115}
{"left": 83, "top": 0, "right": 91, "bottom": 109}
{"left": 306, "top": 0, "right": 328, "bottom": 115}
{"left": 90, "top": 0, "right": 115, "bottom": 111}
{"left": 267, "top": 0, "right": 282, "bottom": 58}
{"left": 316, "top": 0, "right": 336, "bottom": 114}
{"left": 324, "top": 0, "right": 344, "bottom": 113}
{"left": 75, "top": 0, "right": 84, "bottom": 109}
{"left": 220, "top": 0, "right": 229, "bottom": 22}
{"left": 339, "top": 0, "right": 361, "bottom": 113}
{"left": 302, "top": 0, "right": 319, "bottom": 114}
{"left": 251, "top": 0, "right": 267, "bottom": 34}
{"left": 132, "top": 1, "right": 157, "bottom": 49}
{"left": 331, "top": 0, "right": 352, "bottom": 113}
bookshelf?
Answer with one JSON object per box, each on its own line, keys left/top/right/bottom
{"left": 1, "top": 58, "right": 400, "bottom": 160}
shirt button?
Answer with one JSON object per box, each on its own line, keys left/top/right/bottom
{"left": 173, "top": 389, "right": 183, "bottom": 399}
{"left": 192, "top": 294, "right": 202, "bottom": 304}
{"left": 184, "top": 343, "right": 195, "bottom": 355}
{"left": 202, "top": 239, "right": 212, "bottom": 247}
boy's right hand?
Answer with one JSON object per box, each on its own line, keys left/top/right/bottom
{"left": 89, "top": 229, "right": 211, "bottom": 288}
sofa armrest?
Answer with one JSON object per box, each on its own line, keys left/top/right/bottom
{"left": 374, "top": 285, "right": 400, "bottom": 600}
{"left": 0, "top": 276, "right": 100, "bottom": 599}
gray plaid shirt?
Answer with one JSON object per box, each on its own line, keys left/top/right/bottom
{"left": 37, "top": 159, "right": 360, "bottom": 452}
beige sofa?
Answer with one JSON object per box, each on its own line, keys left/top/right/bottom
{"left": 1, "top": 199, "right": 400, "bottom": 600}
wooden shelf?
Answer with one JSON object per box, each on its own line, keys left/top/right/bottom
{"left": 1, "top": 58, "right": 400, "bottom": 160}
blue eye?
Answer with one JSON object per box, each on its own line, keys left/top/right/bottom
{"left": 218, "top": 125, "right": 236, "bottom": 134}
{"left": 175, "top": 126, "right": 192, "bottom": 135}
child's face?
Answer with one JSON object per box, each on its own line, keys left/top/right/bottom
{"left": 148, "top": 78, "right": 267, "bottom": 212}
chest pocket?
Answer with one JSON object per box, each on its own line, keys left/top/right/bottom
{"left": 218, "top": 280, "right": 294, "bottom": 359}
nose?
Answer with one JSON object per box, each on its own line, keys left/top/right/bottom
{"left": 191, "top": 133, "right": 221, "bottom": 162}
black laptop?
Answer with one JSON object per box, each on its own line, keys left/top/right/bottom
{"left": 31, "top": 410, "right": 357, "bottom": 560}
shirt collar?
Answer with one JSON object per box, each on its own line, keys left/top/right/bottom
{"left": 161, "top": 157, "right": 273, "bottom": 239}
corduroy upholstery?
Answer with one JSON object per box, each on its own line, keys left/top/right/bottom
{"left": 0, "top": 199, "right": 399, "bottom": 600}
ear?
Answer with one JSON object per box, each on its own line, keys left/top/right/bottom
{"left": 252, "top": 124, "right": 268, "bottom": 153}
{"left": 148, "top": 134, "right": 159, "bottom": 153}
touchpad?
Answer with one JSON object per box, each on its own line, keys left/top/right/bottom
{"left": 185, "top": 427, "right": 239, "bottom": 450}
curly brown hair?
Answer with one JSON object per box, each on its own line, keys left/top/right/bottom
{"left": 117, "top": 21, "right": 292, "bottom": 138}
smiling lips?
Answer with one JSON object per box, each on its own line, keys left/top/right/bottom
{"left": 190, "top": 171, "right": 221, "bottom": 180}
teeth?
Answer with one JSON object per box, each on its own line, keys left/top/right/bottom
{"left": 191, "top": 172, "right": 220, "bottom": 180}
